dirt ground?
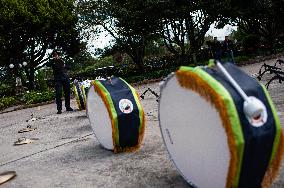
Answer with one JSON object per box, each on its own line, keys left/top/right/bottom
{"left": 0, "top": 57, "right": 283, "bottom": 188}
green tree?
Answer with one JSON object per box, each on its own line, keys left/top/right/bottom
{"left": 156, "top": 0, "right": 226, "bottom": 64}
{"left": 67, "top": 47, "right": 95, "bottom": 73}
{"left": 0, "top": 0, "right": 82, "bottom": 89}
{"left": 78, "top": 0, "right": 162, "bottom": 72}
{"left": 36, "top": 70, "right": 48, "bottom": 92}
{"left": 226, "top": 0, "right": 284, "bottom": 54}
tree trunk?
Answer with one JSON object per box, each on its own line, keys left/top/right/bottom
{"left": 192, "top": 53, "right": 197, "bottom": 65}
{"left": 27, "top": 67, "right": 35, "bottom": 90}
{"left": 132, "top": 55, "right": 145, "bottom": 73}
{"left": 269, "top": 38, "right": 277, "bottom": 55}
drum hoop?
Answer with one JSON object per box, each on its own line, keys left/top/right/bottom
{"left": 158, "top": 73, "right": 197, "bottom": 187}
{"left": 87, "top": 84, "right": 114, "bottom": 151}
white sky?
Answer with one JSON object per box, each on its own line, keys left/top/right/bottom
{"left": 87, "top": 24, "right": 237, "bottom": 54}
{"left": 206, "top": 24, "right": 237, "bottom": 40}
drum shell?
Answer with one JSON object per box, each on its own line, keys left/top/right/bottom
{"left": 87, "top": 77, "right": 145, "bottom": 153}
{"left": 74, "top": 82, "right": 85, "bottom": 110}
{"left": 159, "top": 64, "right": 284, "bottom": 188}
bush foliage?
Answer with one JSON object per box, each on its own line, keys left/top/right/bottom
{"left": 36, "top": 70, "right": 48, "bottom": 92}
{"left": 22, "top": 90, "right": 55, "bottom": 105}
{"left": 123, "top": 67, "right": 177, "bottom": 83}
{"left": 0, "top": 84, "right": 14, "bottom": 97}
{"left": 0, "top": 96, "right": 17, "bottom": 110}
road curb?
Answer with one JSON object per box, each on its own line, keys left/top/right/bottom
{"left": 0, "top": 101, "right": 55, "bottom": 115}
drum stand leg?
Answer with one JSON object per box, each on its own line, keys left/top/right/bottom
{"left": 140, "top": 88, "right": 159, "bottom": 102}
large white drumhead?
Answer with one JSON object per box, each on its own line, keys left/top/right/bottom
{"left": 87, "top": 85, "right": 113, "bottom": 150}
{"left": 159, "top": 75, "right": 230, "bottom": 188}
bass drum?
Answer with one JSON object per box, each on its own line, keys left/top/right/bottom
{"left": 159, "top": 74, "right": 230, "bottom": 188}
{"left": 87, "top": 77, "right": 145, "bottom": 153}
{"left": 74, "top": 81, "right": 85, "bottom": 110}
{"left": 159, "top": 63, "right": 284, "bottom": 188}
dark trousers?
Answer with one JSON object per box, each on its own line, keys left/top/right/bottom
{"left": 214, "top": 49, "right": 222, "bottom": 61}
{"left": 225, "top": 50, "right": 235, "bottom": 64}
{"left": 55, "top": 79, "right": 71, "bottom": 111}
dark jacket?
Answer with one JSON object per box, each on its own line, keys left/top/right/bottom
{"left": 46, "top": 58, "right": 69, "bottom": 81}
{"left": 223, "top": 39, "right": 233, "bottom": 52}
{"left": 211, "top": 40, "right": 222, "bottom": 52}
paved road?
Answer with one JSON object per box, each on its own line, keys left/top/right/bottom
{"left": 0, "top": 58, "right": 283, "bottom": 188}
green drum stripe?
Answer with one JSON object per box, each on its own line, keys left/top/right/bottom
{"left": 120, "top": 78, "right": 144, "bottom": 132}
{"left": 179, "top": 66, "right": 245, "bottom": 187}
{"left": 74, "top": 85, "right": 81, "bottom": 110}
{"left": 260, "top": 84, "right": 282, "bottom": 165}
{"left": 94, "top": 81, "right": 120, "bottom": 146}
{"left": 208, "top": 59, "right": 215, "bottom": 67}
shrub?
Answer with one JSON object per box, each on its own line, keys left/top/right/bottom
{"left": 0, "top": 84, "right": 14, "bottom": 97}
{"left": 0, "top": 96, "right": 17, "bottom": 110}
{"left": 22, "top": 90, "right": 55, "bottom": 105}
{"left": 242, "top": 34, "right": 260, "bottom": 54}
{"left": 71, "top": 55, "right": 184, "bottom": 82}
{"left": 71, "top": 56, "right": 117, "bottom": 79}
{"left": 36, "top": 70, "right": 48, "bottom": 92}
{"left": 144, "top": 56, "right": 177, "bottom": 71}
{"left": 234, "top": 56, "right": 251, "bottom": 64}
{"left": 123, "top": 67, "right": 177, "bottom": 83}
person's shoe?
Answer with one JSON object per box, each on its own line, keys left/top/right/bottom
{"left": 66, "top": 107, "right": 73, "bottom": 112}
{"left": 57, "top": 110, "right": 62, "bottom": 114}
